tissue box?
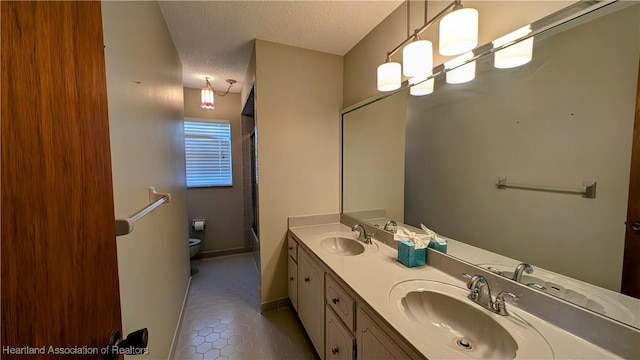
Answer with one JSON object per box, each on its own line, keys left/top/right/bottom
{"left": 427, "top": 237, "right": 448, "bottom": 254}
{"left": 397, "top": 241, "right": 426, "bottom": 267}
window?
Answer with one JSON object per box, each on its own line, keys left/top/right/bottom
{"left": 184, "top": 120, "right": 232, "bottom": 187}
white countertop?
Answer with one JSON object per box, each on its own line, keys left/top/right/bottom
{"left": 289, "top": 222, "right": 620, "bottom": 360}
{"left": 365, "top": 217, "right": 640, "bottom": 329}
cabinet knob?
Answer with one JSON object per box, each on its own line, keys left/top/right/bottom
{"left": 289, "top": 276, "right": 294, "bottom": 281}
{"left": 289, "top": 246, "right": 293, "bottom": 250}
{"left": 331, "top": 347, "right": 339, "bottom": 355}
{"left": 304, "top": 277, "right": 310, "bottom": 283}
{"left": 331, "top": 297, "right": 339, "bottom": 304}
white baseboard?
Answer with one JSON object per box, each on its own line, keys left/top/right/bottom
{"left": 167, "top": 275, "right": 192, "bottom": 360}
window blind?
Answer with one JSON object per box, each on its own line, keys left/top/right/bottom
{"left": 184, "top": 120, "right": 232, "bottom": 187}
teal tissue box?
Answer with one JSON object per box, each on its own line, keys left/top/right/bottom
{"left": 398, "top": 241, "right": 426, "bottom": 267}
{"left": 428, "top": 237, "right": 448, "bottom": 254}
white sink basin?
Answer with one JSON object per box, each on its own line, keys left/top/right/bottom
{"left": 320, "top": 236, "right": 365, "bottom": 256}
{"left": 389, "top": 280, "right": 554, "bottom": 359}
{"left": 479, "top": 263, "right": 635, "bottom": 324}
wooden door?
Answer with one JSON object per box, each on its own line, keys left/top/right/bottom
{"left": 1, "top": 2, "right": 122, "bottom": 358}
{"left": 622, "top": 61, "right": 640, "bottom": 298}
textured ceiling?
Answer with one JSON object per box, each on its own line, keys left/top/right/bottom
{"left": 159, "top": 1, "right": 403, "bottom": 92}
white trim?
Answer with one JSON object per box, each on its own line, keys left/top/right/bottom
{"left": 168, "top": 276, "right": 192, "bottom": 360}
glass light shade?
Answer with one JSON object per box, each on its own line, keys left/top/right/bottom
{"left": 445, "top": 52, "right": 475, "bottom": 84}
{"left": 403, "top": 40, "right": 433, "bottom": 78}
{"left": 493, "top": 26, "right": 534, "bottom": 69}
{"left": 409, "top": 77, "right": 434, "bottom": 96}
{"left": 377, "top": 62, "right": 402, "bottom": 92}
{"left": 439, "top": 8, "right": 479, "bottom": 56}
{"left": 201, "top": 85, "right": 215, "bottom": 110}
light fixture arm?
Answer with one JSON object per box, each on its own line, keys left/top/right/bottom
{"left": 205, "top": 78, "right": 237, "bottom": 97}
{"left": 386, "top": 0, "right": 460, "bottom": 59}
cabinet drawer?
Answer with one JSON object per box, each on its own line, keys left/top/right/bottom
{"left": 288, "top": 236, "right": 298, "bottom": 261}
{"left": 288, "top": 255, "right": 298, "bottom": 312}
{"left": 326, "top": 306, "right": 355, "bottom": 360}
{"left": 326, "top": 274, "right": 355, "bottom": 332}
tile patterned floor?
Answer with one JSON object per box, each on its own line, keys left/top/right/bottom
{"left": 174, "top": 254, "right": 318, "bottom": 360}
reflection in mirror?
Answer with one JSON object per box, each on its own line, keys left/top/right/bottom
{"left": 342, "top": 2, "right": 640, "bottom": 329}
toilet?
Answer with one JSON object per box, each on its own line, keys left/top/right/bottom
{"left": 189, "top": 238, "right": 201, "bottom": 258}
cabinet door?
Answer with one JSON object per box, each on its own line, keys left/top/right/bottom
{"left": 298, "top": 248, "right": 325, "bottom": 358}
{"left": 326, "top": 306, "right": 355, "bottom": 360}
{"left": 357, "top": 309, "right": 410, "bottom": 360}
{"left": 288, "top": 255, "right": 298, "bottom": 311}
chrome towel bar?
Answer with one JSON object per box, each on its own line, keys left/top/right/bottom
{"left": 116, "top": 187, "right": 171, "bottom": 236}
{"left": 496, "top": 177, "right": 596, "bottom": 199}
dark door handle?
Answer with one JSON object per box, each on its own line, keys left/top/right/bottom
{"left": 107, "top": 328, "right": 148, "bottom": 360}
{"left": 631, "top": 221, "right": 640, "bottom": 232}
{"left": 331, "top": 347, "right": 339, "bottom": 355}
{"left": 304, "top": 277, "right": 310, "bottom": 283}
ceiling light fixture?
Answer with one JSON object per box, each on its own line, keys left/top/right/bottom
{"left": 200, "top": 78, "right": 237, "bottom": 110}
{"left": 439, "top": 5, "right": 478, "bottom": 56}
{"left": 493, "top": 26, "right": 534, "bottom": 69}
{"left": 409, "top": 77, "right": 434, "bottom": 96}
{"left": 377, "top": 58, "right": 402, "bottom": 92}
{"left": 445, "top": 51, "right": 475, "bottom": 84}
{"left": 377, "top": 0, "right": 479, "bottom": 92}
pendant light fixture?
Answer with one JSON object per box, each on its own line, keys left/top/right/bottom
{"left": 377, "top": 59, "right": 402, "bottom": 92}
{"left": 200, "top": 78, "right": 237, "bottom": 110}
{"left": 403, "top": 39, "right": 433, "bottom": 79}
{"left": 409, "top": 77, "right": 434, "bottom": 96}
{"left": 493, "top": 26, "right": 534, "bottom": 69}
{"left": 201, "top": 78, "right": 215, "bottom": 110}
{"left": 445, "top": 51, "right": 475, "bottom": 84}
{"left": 439, "top": 4, "right": 479, "bottom": 56}
{"left": 377, "top": 0, "right": 478, "bottom": 93}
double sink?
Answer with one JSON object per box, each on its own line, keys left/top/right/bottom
{"left": 316, "top": 232, "right": 554, "bottom": 359}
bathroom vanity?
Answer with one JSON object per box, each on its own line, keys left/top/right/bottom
{"left": 287, "top": 215, "right": 632, "bottom": 359}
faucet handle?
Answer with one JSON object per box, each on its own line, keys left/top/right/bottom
{"left": 494, "top": 292, "right": 519, "bottom": 316}
{"left": 496, "top": 292, "right": 519, "bottom": 303}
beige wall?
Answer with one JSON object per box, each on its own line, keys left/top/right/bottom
{"left": 184, "top": 88, "right": 246, "bottom": 254}
{"left": 343, "top": 1, "right": 572, "bottom": 108}
{"left": 241, "top": 43, "right": 257, "bottom": 111}
{"left": 102, "top": 2, "right": 190, "bottom": 358}
{"left": 255, "top": 40, "right": 342, "bottom": 305}
{"left": 343, "top": 91, "right": 407, "bottom": 221}
{"left": 404, "top": 6, "right": 639, "bottom": 291}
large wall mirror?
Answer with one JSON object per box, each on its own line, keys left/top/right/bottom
{"left": 342, "top": 1, "right": 640, "bottom": 329}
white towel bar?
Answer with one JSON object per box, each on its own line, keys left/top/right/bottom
{"left": 496, "top": 177, "right": 596, "bottom": 199}
{"left": 115, "top": 187, "right": 171, "bottom": 236}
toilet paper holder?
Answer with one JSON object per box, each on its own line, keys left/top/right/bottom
{"left": 192, "top": 219, "right": 206, "bottom": 231}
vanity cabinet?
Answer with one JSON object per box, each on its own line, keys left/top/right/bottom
{"left": 289, "top": 232, "right": 423, "bottom": 360}
{"left": 288, "top": 235, "right": 299, "bottom": 311}
{"left": 356, "top": 307, "right": 414, "bottom": 360}
{"left": 326, "top": 306, "right": 355, "bottom": 360}
{"left": 297, "top": 247, "right": 325, "bottom": 357}
{"left": 288, "top": 255, "right": 298, "bottom": 311}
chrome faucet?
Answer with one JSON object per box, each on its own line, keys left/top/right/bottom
{"left": 512, "top": 263, "right": 533, "bottom": 282}
{"left": 383, "top": 220, "right": 397, "bottom": 233}
{"left": 351, "top": 224, "right": 372, "bottom": 244}
{"left": 464, "top": 274, "right": 519, "bottom": 316}
{"left": 465, "top": 274, "right": 493, "bottom": 309}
